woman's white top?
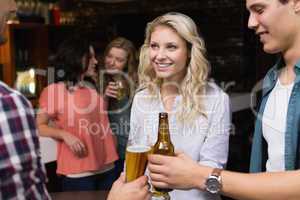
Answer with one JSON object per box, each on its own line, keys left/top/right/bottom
{"left": 262, "top": 79, "right": 294, "bottom": 172}
{"left": 129, "top": 82, "right": 231, "bottom": 200}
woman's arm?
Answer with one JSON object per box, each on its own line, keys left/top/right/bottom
{"left": 199, "top": 91, "right": 231, "bottom": 168}
{"left": 36, "top": 111, "right": 87, "bottom": 158}
{"left": 36, "top": 111, "right": 65, "bottom": 140}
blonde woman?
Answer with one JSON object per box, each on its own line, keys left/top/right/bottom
{"left": 102, "top": 37, "right": 138, "bottom": 178}
{"left": 130, "top": 12, "right": 231, "bottom": 200}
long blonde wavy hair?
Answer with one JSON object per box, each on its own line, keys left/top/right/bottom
{"left": 138, "top": 12, "right": 211, "bottom": 122}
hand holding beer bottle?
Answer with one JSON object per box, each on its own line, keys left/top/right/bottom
{"left": 125, "top": 128, "right": 151, "bottom": 182}
{"left": 151, "top": 112, "right": 175, "bottom": 200}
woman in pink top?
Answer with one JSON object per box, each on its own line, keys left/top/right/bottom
{"left": 37, "top": 36, "right": 118, "bottom": 191}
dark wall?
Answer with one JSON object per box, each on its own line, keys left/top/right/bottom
{"left": 73, "top": 0, "right": 277, "bottom": 92}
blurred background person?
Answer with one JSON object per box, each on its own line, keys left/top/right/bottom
{"left": 130, "top": 12, "right": 231, "bottom": 200}
{"left": 101, "top": 37, "right": 138, "bottom": 179}
{"left": 36, "top": 35, "right": 118, "bottom": 191}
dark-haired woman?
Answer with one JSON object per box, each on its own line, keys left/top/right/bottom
{"left": 36, "top": 37, "right": 118, "bottom": 191}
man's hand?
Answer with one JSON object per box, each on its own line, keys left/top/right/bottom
{"left": 148, "top": 151, "right": 211, "bottom": 190}
{"left": 107, "top": 174, "right": 151, "bottom": 200}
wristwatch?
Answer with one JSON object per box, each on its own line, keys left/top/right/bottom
{"left": 205, "top": 168, "right": 222, "bottom": 194}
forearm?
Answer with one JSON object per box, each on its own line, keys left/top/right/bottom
{"left": 221, "top": 170, "right": 300, "bottom": 200}
{"left": 37, "top": 124, "right": 66, "bottom": 141}
{"left": 193, "top": 166, "right": 300, "bottom": 200}
{"left": 36, "top": 112, "right": 67, "bottom": 141}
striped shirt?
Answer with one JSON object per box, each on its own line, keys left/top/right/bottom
{"left": 0, "top": 82, "right": 50, "bottom": 200}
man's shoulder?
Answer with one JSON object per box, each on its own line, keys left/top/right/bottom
{"left": 0, "top": 81, "right": 32, "bottom": 110}
{"left": 0, "top": 81, "right": 15, "bottom": 96}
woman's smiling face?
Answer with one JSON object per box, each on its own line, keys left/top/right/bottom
{"left": 149, "top": 25, "right": 189, "bottom": 82}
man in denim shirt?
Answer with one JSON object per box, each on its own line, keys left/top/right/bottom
{"left": 249, "top": 0, "right": 300, "bottom": 172}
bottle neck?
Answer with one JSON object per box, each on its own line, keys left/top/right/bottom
{"left": 158, "top": 121, "right": 171, "bottom": 141}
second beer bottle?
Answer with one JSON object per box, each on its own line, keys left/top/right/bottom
{"left": 152, "top": 112, "right": 175, "bottom": 199}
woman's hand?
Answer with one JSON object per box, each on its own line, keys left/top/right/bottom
{"left": 104, "top": 82, "right": 119, "bottom": 99}
{"left": 62, "top": 133, "right": 87, "bottom": 158}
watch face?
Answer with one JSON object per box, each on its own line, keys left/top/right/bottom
{"left": 206, "top": 177, "right": 221, "bottom": 194}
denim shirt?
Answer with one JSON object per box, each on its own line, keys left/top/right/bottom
{"left": 250, "top": 58, "right": 300, "bottom": 172}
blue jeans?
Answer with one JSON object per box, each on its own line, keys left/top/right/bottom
{"left": 61, "top": 169, "right": 116, "bottom": 191}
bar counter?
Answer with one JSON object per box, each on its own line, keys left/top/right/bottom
{"left": 51, "top": 190, "right": 109, "bottom": 200}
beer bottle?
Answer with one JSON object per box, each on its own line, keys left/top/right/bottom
{"left": 152, "top": 112, "right": 175, "bottom": 196}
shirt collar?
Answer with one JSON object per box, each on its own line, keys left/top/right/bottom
{"left": 270, "top": 57, "right": 300, "bottom": 78}
{"left": 295, "top": 60, "right": 300, "bottom": 80}
{"left": 263, "top": 57, "right": 300, "bottom": 96}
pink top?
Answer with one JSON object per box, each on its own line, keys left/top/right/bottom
{"left": 39, "top": 83, "right": 118, "bottom": 175}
